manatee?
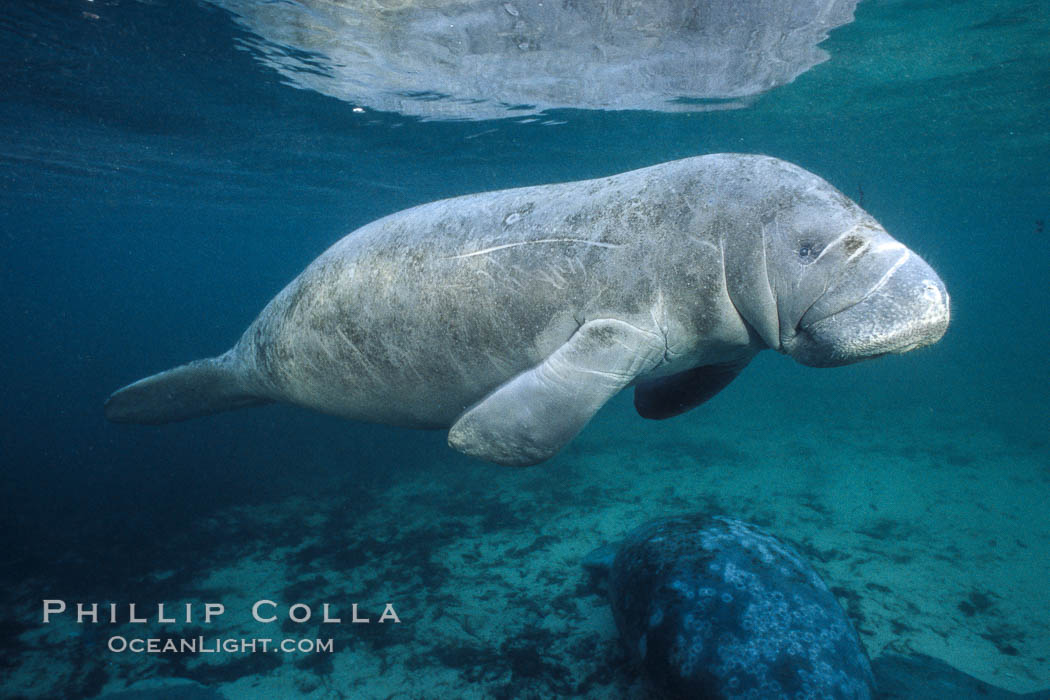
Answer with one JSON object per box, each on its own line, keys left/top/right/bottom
{"left": 872, "top": 654, "right": 1050, "bottom": 700}
{"left": 105, "top": 154, "right": 950, "bottom": 465}
{"left": 583, "top": 514, "right": 876, "bottom": 699}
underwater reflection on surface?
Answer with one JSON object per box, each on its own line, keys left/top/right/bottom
{"left": 211, "top": 0, "right": 859, "bottom": 119}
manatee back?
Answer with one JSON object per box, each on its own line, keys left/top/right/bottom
{"left": 608, "top": 514, "right": 875, "bottom": 699}
{"left": 233, "top": 156, "right": 741, "bottom": 428}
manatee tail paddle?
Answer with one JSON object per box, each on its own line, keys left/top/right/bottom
{"left": 104, "top": 352, "right": 270, "bottom": 424}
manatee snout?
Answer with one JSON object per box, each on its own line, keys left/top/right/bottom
{"left": 791, "top": 243, "right": 949, "bottom": 367}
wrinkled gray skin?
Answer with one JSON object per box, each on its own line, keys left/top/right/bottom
{"left": 105, "top": 154, "right": 950, "bottom": 465}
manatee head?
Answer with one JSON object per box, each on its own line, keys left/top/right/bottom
{"left": 720, "top": 155, "right": 950, "bottom": 367}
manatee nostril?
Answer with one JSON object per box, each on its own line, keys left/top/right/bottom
{"left": 921, "top": 281, "right": 942, "bottom": 304}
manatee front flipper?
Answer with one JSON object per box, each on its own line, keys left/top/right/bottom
{"left": 633, "top": 356, "right": 752, "bottom": 420}
{"left": 448, "top": 319, "right": 665, "bottom": 466}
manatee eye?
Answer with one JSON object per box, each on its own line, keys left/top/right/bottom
{"left": 798, "top": 243, "right": 818, "bottom": 263}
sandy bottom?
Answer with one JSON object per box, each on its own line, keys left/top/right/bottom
{"left": 4, "top": 388, "right": 1048, "bottom": 699}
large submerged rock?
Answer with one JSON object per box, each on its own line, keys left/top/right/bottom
{"left": 210, "top": 0, "right": 860, "bottom": 119}
{"left": 585, "top": 513, "right": 875, "bottom": 699}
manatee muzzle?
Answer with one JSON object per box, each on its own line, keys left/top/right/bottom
{"left": 791, "top": 244, "right": 949, "bottom": 367}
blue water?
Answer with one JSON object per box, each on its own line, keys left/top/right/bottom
{"left": 2, "top": 1, "right": 1048, "bottom": 698}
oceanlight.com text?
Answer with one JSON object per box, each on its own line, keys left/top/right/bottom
{"left": 107, "top": 636, "right": 334, "bottom": 654}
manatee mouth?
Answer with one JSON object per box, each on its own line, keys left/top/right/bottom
{"left": 790, "top": 255, "right": 950, "bottom": 368}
